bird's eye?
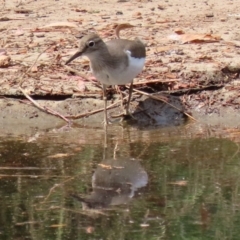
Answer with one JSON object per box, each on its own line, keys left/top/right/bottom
{"left": 88, "top": 40, "right": 95, "bottom": 47}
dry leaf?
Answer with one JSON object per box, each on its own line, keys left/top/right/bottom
{"left": 50, "top": 224, "right": 67, "bottom": 228}
{"left": 113, "top": 166, "right": 124, "bottom": 169}
{"left": 39, "top": 22, "right": 78, "bottom": 29}
{"left": 156, "top": 19, "right": 169, "bottom": 23}
{"left": 169, "top": 32, "right": 221, "bottom": 44}
{"left": 168, "top": 180, "right": 188, "bottom": 186}
{"left": 86, "top": 226, "right": 95, "bottom": 234}
{"left": 98, "top": 163, "right": 112, "bottom": 169}
{"left": 48, "top": 153, "right": 72, "bottom": 158}
{"left": 140, "top": 223, "right": 150, "bottom": 227}
{"left": 155, "top": 46, "right": 172, "bottom": 53}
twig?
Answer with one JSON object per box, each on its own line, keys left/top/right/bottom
{"left": 129, "top": 87, "right": 197, "bottom": 121}
{"left": 19, "top": 45, "right": 52, "bottom": 86}
{"left": 0, "top": 17, "right": 25, "bottom": 21}
{"left": 65, "top": 96, "right": 130, "bottom": 119}
{"left": 0, "top": 174, "right": 70, "bottom": 178}
{"left": 0, "top": 167, "right": 55, "bottom": 170}
{"left": 60, "top": 207, "right": 107, "bottom": 216}
{"left": 64, "top": 65, "right": 93, "bottom": 82}
{"left": 159, "top": 84, "right": 224, "bottom": 95}
{"left": 19, "top": 87, "right": 70, "bottom": 123}
{"left": 41, "top": 177, "right": 75, "bottom": 204}
{"left": 133, "top": 78, "right": 179, "bottom": 85}
{"left": 115, "top": 23, "right": 134, "bottom": 39}
{"left": 229, "top": 143, "right": 240, "bottom": 161}
{"left": 18, "top": 46, "right": 72, "bottom": 123}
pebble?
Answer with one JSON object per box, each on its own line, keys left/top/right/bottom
{"left": 206, "top": 13, "right": 214, "bottom": 17}
{"left": 101, "top": 16, "right": 110, "bottom": 19}
{"left": 35, "top": 33, "right": 45, "bottom": 38}
{"left": 26, "top": 32, "right": 34, "bottom": 37}
{"left": 0, "top": 55, "right": 11, "bottom": 68}
{"left": 132, "top": 12, "right": 142, "bottom": 19}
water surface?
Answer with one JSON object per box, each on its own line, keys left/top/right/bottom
{"left": 0, "top": 124, "right": 240, "bottom": 239}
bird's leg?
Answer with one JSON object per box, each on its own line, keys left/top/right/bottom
{"left": 109, "top": 81, "right": 134, "bottom": 120}
{"left": 125, "top": 81, "right": 133, "bottom": 115}
{"left": 102, "top": 84, "right": 108, "bottom": 125}
{"left": 103, "top": 121, "right": 108, "bottom": 148}
{"left": 115, "top": 85, "right": 124, "bottom": 108}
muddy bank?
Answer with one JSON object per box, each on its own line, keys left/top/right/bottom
{"left": 0, "top": 92, "right": 239, "bottom": 138}
{"left": 0, "top": 0, "right": 240, "bottom": 136}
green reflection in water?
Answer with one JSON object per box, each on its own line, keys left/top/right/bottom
{"left": 0, "top": 130, "right": 239, "bottom": 240}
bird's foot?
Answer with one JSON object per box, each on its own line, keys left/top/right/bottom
{"left": 102, "top": 115, "right": 115, "bottom": 126}
{"left": 110, "top": 110, "right": 136, "bottom": 121}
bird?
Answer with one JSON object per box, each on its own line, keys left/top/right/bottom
{"left": 65, "top": 32, "right": 146, "bottom": 125}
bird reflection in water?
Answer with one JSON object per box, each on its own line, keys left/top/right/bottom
{"left": 71, "top": 158, "right": 148, "bottom": 209}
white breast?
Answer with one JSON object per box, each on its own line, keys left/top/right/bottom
{"left": 92, "top": 50, "right": 145, "bottom": 86}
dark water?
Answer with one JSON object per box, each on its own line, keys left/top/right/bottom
{"left": 0, "top": 125, "right": 240, "bottom": 240}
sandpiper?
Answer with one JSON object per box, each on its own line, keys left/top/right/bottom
{"left": 65, "top": 32, "right": 146, "bottom": 125}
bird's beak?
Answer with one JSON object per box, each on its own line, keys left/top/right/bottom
{"left": 65, "top": 50, "right": 83, "bottom": 65}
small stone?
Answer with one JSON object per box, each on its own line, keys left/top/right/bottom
{"left": 35, "top": 33, "right": 45, "bottom": 38}
{"left": 0, "top": 55, "right": 11, "bottom": 68}
{"left": 222, "top": 63, "right": 240, "bottom": 73}
{"left": 132, "top": 12, "right": 142, "bottom": 19}
{"left": 174, "top": 29, "right": 185, "bottom": 34}
{"left": 0, "top": 49, "right": 7, "bottom": 55}
{"left": 26, "top": 32, "right": 34, "bottom": 37}
{"left": 158, "top": 5, "right": 165, "bottom": 10}
{"left": 116, "top": 11, "right": 123, "bottom": 15}
{"left": 101, "top": 16, "right": 110, "bottom": 19}
{"left": 133, "top": 12, "right": 141, "bottom": 16}
{"left": 31, "top": 65, "right": 38, "bottom": 73}
{"left": 206, "top": 13, "right": 214, "bottom": 17}
{"left": 14, "top": 29, "right": 24, "bottom": 36}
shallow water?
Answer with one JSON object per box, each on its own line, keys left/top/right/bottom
{"left": 0, "top": 124, "right": 240, "bottom": 240}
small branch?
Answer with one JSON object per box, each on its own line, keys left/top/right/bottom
{"left": 17, "top": 45, "right": 72, "bottom": 123}
{"left": 115, "top": 23, "right": 134, "bottom": 39}
{"left": 159, "top": 84, "right": 224, "bottom": 95}
{"left": 41, "top": 177, "right": 74, "bottom": 204}
{"left": 133, "top": 78, "right": 179, "bottom": 85}
{"left": 64, "top": 65, "right": 93, "bottom": 82}
{"left": 19, "top": 45, "right": 52, "bottom": 86}
{"left": 19, "top": 87, "right": 70, "bottom": 123}
{"left": 0, "top": 174, "right": 70, "bottom": 178}
{"left": 65, "top": 97, "right": 129, "bottom": 119}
